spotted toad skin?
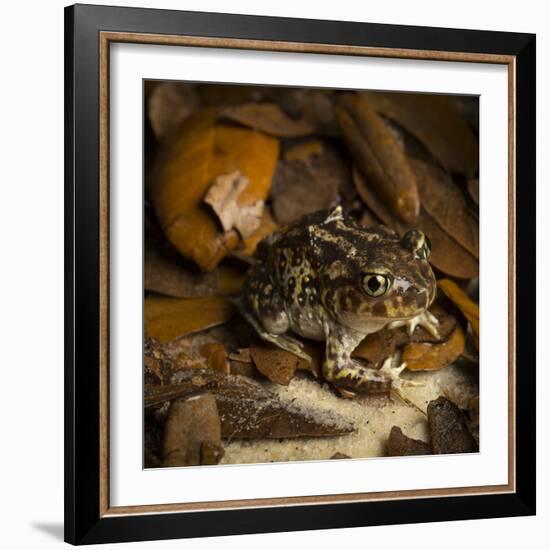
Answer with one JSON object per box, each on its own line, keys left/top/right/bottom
{"left": 240, "top": 207, "right": 438, "bottom": 394}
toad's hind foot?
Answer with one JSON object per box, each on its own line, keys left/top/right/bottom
{"left": 237, "top": 305, "right": 312, "bottom": 362}
{"left": 269, "top": 333, "right": 312, "bottom": 362}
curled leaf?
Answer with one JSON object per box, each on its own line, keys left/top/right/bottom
{"left": 335, "top": 94, "right": 420, "bottom": 225}
{"left": 144, "top": 296, "right": 235, "bottom": 343}
{"left": 204, "top": 170, "right": 264, "bottom": 239}
{"left": 402, "top": 324, "right": 466, "bottom": 371}
{"left": 352, "top": 304, "right": 457, "bottom": 367}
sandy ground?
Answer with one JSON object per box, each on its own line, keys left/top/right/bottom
{"left": 220, "top": 361, "right": 478, "bottom": 464}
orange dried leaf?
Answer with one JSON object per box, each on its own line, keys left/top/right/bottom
{"left": 151, "top": 109, "right": 279, "bottom": 271}
{"left": 402, "top": 324, "right": 466, "bottom": 371}
{"left": 144, "top": 295, "right": 235, "bottom": 343}
{"left": 438, "top": 279, "right": 479, "bottom": 348}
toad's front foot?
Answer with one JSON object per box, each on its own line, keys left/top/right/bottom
{"left": 387, "top": 310, "right": 440, "bottom": 339}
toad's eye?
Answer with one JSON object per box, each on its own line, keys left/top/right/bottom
{"left": 362, "top": 273, "right": 391, "bottom": 297}
{"left": 416, "top": 236, "right": 431, "bottom": 260}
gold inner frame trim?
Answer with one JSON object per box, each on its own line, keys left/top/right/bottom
{"left": 98, "top": 31, "right": 516, "bottom": 518}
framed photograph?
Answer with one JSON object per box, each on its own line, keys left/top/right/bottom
{"left": 64, "top": 3, "right": 536, "bottom": 545}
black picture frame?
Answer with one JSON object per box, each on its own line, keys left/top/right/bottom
{"left": 65, "top": 3, "right": 536, "bottom": 545}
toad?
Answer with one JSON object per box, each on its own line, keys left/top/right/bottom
{"left": 240, "top": 207, "right": 439, "bottom": 394}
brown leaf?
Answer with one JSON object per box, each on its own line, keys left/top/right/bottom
{"left": 387, "top": 426, "right": 431, "bottom": 456}
{"left": 355, "top": 162, "right": 478, "bottom": 279}
{"left": 271, "top": 88, "right": 338, "bottom": 135}
{"left": 220, "top": 103, "right": 316, "bottom": 138}
{"left": 144, "top": 296, "right": 235, "bottom": 343}
{"left": 198, "top": 84, "right": 270, "bottom": 106}
{"left": 438, "top": 279, "right": 479, "bottom": 348}
{"left": 418, "top": 209, "right": 478, "bottom": 279}
{"left": 162, "top": 393, "right": 225, "bottom": 466}
{"left": 148, "top": 82, "right": 200, "bottom": 141}
{"left": 354, "top": 165, "right": 478, "bottom": 278}
{"left": 199, "top": 343, "right": 230, "bottom": 374}
{"left": 402, "top": 324, "right": 466, "bottom": 371}
{"left": 335, "top": 94, "right": 420, "bottom": 225}
{"left": 145, "top": 217, "right": 225, "bottom": 298}
{"left": 352, "top": 330, "right": 395, "bottom": 367}
{"left": 145, "top": 369, "right": 353, "bottom": 439}
{"left": 151, "top": 109, "right": 279, "bottom": 271}
{"left": 352, "top": 167, "right": 407, "bottom": 233}
{"left": 271, "top": 141, "right": 349, "bottom": 224}
{"left": 204, "top": 171, "right": 264, "bottom": 239}
{"left": 411, "top": 159, "right": 479, "bottom": 258}
{"left": 249, "top": 345, "right": 297, "bottom": 385}
{"left": 427, "top": 396, "right": 478, "bottom": 454}
{"left": 361, "top": 91, "right": 478, "bottom": 176}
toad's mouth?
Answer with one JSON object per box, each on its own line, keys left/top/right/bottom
{"left": 333, "top": 308, "right": 430, "bottom": 333}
